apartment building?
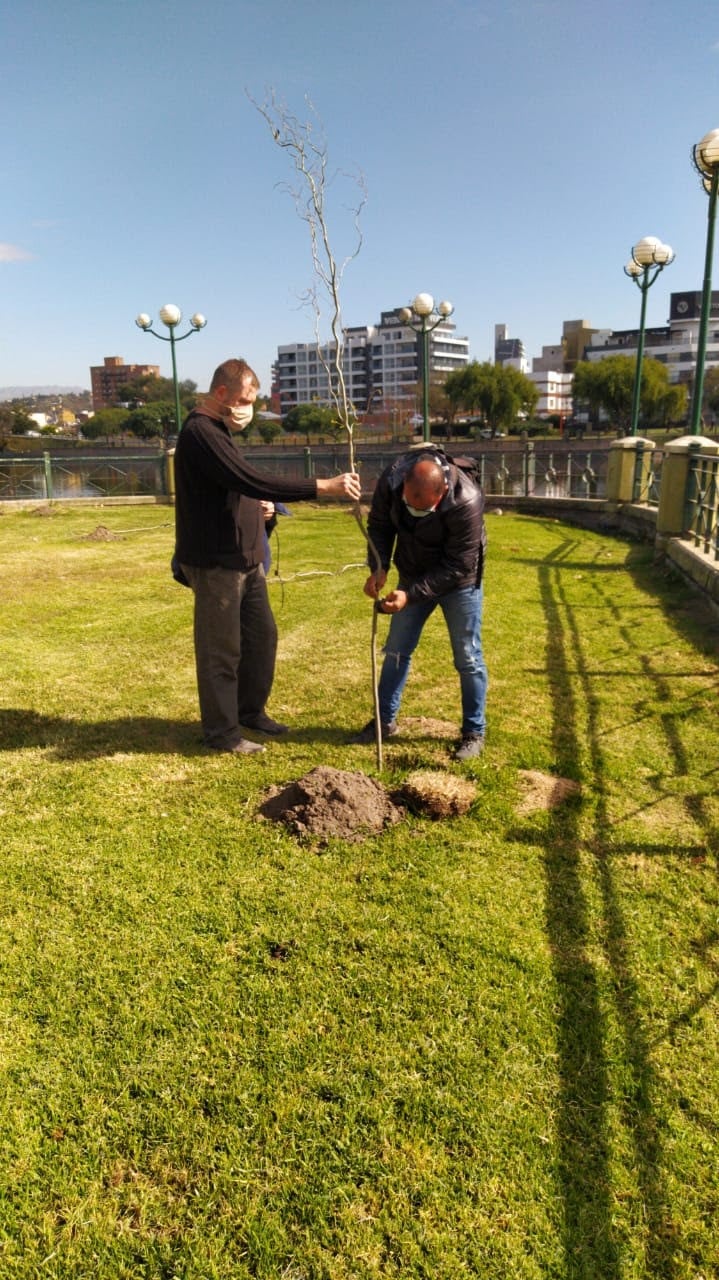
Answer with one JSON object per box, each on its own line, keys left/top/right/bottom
{"left": 526, "top": 368, "right": 574, "bottom": 418}
{"left": 274, "top": 306, "right": 469, "bottom": 415}
{"left": 494, "top": 323, "right": 527, "bottom": 370}
{"left": 584, "top": 291, "right": 719, "bottom": 384}
{"left": 90, "top": 356, "right": 160, "bottom": 410}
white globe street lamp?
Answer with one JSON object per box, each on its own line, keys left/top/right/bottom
{"left": 134, "top": 304, "right": 207, "bottom": 435}
{"left": 689, "top": 128, "right": 719, "bottom": 435}
{"left": 397, "top": 294, "right": 455, "bottom": 442}
{"left": 623, "top": 237, "right": 675, "bottom": 436}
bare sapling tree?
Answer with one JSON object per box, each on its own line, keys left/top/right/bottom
{"left": 250, "top": 89, "right": 365, "bottom": 467}
{"left": 250, "top": 89, "right": 386, "bottom": 765}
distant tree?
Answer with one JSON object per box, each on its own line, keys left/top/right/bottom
{"left": 444, "top": 361, "right": 538, "bottom": 435}
{"left": 0, "top": 406, "right": 14, "bottom": 441}
{"left": 8, "top": 406, "right": 37, "bottom": 435}
{"left": 155, "top": 401, "right": 183, "bottom": 436}
{"left": 427, "top": 380, "right": 455, "bottom": 430}
{"left": 571, "top": 361, "right": 612, "bottom": 427}
{"left": 284, "top": 402, "right": 340, "bottom": 442}
{"left": 125, "top": 405, "right": 165, "bottom": 439}
{"left": 118, "top": 374, "right": 198, "bottom": 414}
{"left": 701, "top": 365, "right": 719, "bottom": 424}
{"left": 81, "top": 408, "right": 130, "bottom": 440}
{"left": 573, "top": 356, "right": 686, "bottom": 432}
{"left": 642, "top": 362, "right": 687, "bottom": 428}
{"left": 256, "top": 418, "right": 283, "bottom": 444}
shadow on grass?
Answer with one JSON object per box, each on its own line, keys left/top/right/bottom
{"left": 0, "top": 709, "right": 357, "bottom": 758}
{"left": 0, "top": 709, "right": 205, "bottom": 757}
{"left": 623, "top": 541, "right": 719, "bottom": 652}
{"left": 534, "top": 532, "right": 694, "bottom": 1278}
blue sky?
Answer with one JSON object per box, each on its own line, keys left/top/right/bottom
{"left": 2, "top": 0, "right": 719, "bottom": 394}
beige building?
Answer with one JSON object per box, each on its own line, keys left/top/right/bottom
{"left": 561, "top": 320, "right": 598, "bottom": 370}
{"left": 90, "top": 356, "right": 159, "bottom": 410}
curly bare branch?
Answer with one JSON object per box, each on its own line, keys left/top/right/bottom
{"left": 248, "top": 88, "right": 368, "bottom": 472}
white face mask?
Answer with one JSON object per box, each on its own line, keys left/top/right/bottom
{"left": 403, "top": 496, "right": 438, "bottom": 518}
{"left": 227, "top": 403, "right": 254, "bottom": 431}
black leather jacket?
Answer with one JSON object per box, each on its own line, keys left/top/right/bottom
{"left": 367, "top": 452, "right": 486, "bottom": 604}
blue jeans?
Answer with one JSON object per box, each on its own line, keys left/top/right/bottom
{"left": 378, "top": 584, "right": 488, "bottom": 737}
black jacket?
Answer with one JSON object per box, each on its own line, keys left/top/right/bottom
{"left": 368, "top": 452, "right": 486, "bottom": 603}
{"left": 174, "top": 409, "right": 316, "bottom": 569}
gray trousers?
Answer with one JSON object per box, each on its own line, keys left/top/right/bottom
{"left": 180, "top": 563, "right": 277, "bottom": 749}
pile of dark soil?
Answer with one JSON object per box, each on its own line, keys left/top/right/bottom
{"left": 259, "top": 765, "right": 404, "bottom": 842}
{"left": 81, "top": 525, "right": 123, "bottom": 541}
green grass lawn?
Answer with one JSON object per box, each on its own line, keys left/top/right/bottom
{"left": 0, "top": 501, "right": 717, "bottom": 1280}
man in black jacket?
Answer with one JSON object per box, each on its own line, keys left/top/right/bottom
{"left": 351, "top": 448, "right": 488, "bottom": 760}
{"left": 174, "top": 357, "right": 360, "bottom": 754}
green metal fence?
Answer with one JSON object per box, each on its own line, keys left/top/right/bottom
{"left": 1, "top": 439, "right": 716, "bottom": 564}
{"left": 0, "top": 453, "right": 168, "bottom": 501}
{"left": 0, "top": 444, "right": 610, "bottom": 502}
{"left": 631, "top": 441, "right": 663, "bottom": 505}
{"left": 685, "top": 449, "right": 719, "bottom": 560}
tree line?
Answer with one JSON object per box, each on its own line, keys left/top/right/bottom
{"left": 282, "top": 356, "right": 702, "bottom": 440}
{"left": 3, "top": 354, "right": 713, "bottom": 446}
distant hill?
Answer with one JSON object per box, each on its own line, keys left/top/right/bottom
{"left": 0, "top": 386, "right": 87, "bottom": 401}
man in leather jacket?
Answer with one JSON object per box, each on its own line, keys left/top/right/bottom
{"left": 351, "top": 446, "right": 488, "bottom": 760}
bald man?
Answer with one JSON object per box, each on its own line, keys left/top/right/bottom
{"left": 351, "top": 448, "right": 488, "bottom": 760}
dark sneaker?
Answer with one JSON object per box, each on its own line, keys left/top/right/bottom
{"left": 211, "top": 737, "right": 266, "bottom": 755}
{"left": 455, "top": 734, "right": 485, "bottom": 761}
{"left": 349, "top": 718, "right": 399, "bottom": 745}
{"left": 239, "top": 713, "right": 289, "bottom": 735}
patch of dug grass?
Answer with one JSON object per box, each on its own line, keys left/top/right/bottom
{"left": 0, "top": 502, "right": 718, "bottom": 1278}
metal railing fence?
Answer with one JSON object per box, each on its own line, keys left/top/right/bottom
{"left": 5, "top": 444, "right": 716, "bottom": 564}
{"left": 631, "top": 442, "right": 664, "bottom": 505}
{"left": 351, "top": 443, "right": 609, "bottom": 499}
{"left": 0, "top": 442, "right": 613, "bottom": 502}
{"left": 684, "top": 449, "right": 719, "bottom": 560}
{"left": 0, "top": 453, "right": 168, "bottom": 501}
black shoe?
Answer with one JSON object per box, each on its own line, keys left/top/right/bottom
{"left": 210, "top": 737, "right": 266, "bottom": 755}
{"left": 349, "top": 718, "right": 399, "bottom": 745}
{"left": 238, "top": 713, "right": 289, "bottom": 736}
{"left": 454, "top": 734, "right": 485, "bottom": 761}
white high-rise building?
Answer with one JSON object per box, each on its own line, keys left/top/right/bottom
{"left": 274, "top": 328, "right": 372, "bottom": 416}
{"left": 274, "top": 306, "right": 469, "bottom": 415}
